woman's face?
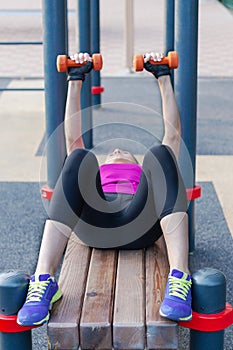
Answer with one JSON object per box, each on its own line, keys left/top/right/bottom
{"left": 105, "top": 148, "right": 138, "bottom": 164}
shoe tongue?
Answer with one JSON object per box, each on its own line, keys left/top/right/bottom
{"left": 171, "top": 269, "right": 191, "bottom": 281}
{"left": 33, "top": 274, "right": 51, "bottom": 282}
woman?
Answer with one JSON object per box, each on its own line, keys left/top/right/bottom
{"left": 17, "top": 52, "right": 192, "bottom": 326}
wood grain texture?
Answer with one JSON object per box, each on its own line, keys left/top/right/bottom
{"left": 113, "top": 250, "right": 145, "bottom": 350}
{"left": 145, "top": 236, "right": 178, "bottom": 350}
{"left": 80, "top": 248, "right": 117, "bottom": 350}
{"left": 47, "top": 234, "right": 178, "bottom": 350}
{"left": 47, "top": 233, "right": 91, "bottom": 350}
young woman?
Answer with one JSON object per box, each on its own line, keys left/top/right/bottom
{"left": 17, "top": 52, "right": 192, "bottom": 326}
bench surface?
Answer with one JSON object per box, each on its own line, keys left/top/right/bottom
{"left": 47, "top": 233, "right": 178, "bottom": 350}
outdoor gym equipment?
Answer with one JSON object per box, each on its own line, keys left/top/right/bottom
{"left": 1, "top": 268, "right": 232, "bottom": 350}
{"left": 41, "top": 0, "right": 199, "bottom": 254}
{"left": 0, "top": 271, "right": 41, "bottom": 350}
{"left": 179, "top": 268, "right": 233, "bottom": 350}
{"left": 133, "top": 51, "right": 179, "bottom": 72}
{"left": 56, "top": 53, "right": 103, "bottom": 72}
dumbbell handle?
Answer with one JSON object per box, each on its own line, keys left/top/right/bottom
{"left": 148, "top": 51, "right": 178, "bottom": 68}
{"left": 150, "top": 56, "right": 170, "bottom": 66}
{"left": 65, "top": 58, "right": 91, "bottom": 68}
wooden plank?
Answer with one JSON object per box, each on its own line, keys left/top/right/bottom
{"left": 113, "top": 250, "right": 145, "bottom": 350}
{"left": 80, "top": 248, "right": 117, "bottom": 350}
{"left": 145, "top": 236, "right": 178, "bottom": 350}
{"left": 47, "top": 233, "right": 91, "bottom": 350}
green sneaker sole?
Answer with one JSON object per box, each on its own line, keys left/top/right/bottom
{"left": 159, "top": 309, "right": 192, "bottom": 322}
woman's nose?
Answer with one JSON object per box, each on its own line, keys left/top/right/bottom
{"left": 114, "top": 148, "right": 121, "bottom": 154}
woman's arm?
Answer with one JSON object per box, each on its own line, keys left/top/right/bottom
{"left": 144, "top": 52, "right": 181, "bottom": 160}
{"left": 64, "top": 52, "right": 93, "bottom": 156}
{"left": 64, "top": 80, "right": 85, "bottom": 155}
{"left": 158, "top": 75, "right": 181, "bottom": 160}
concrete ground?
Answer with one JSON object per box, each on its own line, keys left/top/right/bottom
{"left": 0, "top": 0, "right": 232, "bottom": 349}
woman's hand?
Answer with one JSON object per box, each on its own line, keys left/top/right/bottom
{"left": 67, "top": 52, "right": 93, "bottom": 81}
{"left": 144, "top": 52, "right": 170, "bottom": 79}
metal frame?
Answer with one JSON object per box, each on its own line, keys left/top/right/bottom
{"left": 78, "top": 0, "right": 93, "bottom": 149}
{"left": 174, "top": 0, "right": 199, "bottom": 252}
{"left": 0, "top": 42, "right": 43, "bottom": 91}
{"left": 91, "top": 0, "right": 102, "bottom": 107}
{"left": 42, "top": 0, "right": 68, "bottom": 188}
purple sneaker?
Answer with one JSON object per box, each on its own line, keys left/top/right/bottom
{"left": 159, "top": 269, "right": 192, "bottom": 321}
{"left": 17, "top": 274, "right": 62, "bottom": 326}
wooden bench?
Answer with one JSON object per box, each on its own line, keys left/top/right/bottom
{"left": 47, "top": 233, "right": 178, "bottom": 350}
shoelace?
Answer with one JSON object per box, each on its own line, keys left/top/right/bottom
{"left": 26, "top": 280, "right": 50, "bottom": 303}
{"left": 168, "top": 275, "right": 192, "bottom": 301}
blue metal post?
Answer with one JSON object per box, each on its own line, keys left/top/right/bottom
{"left": 42, "top": 0, "right": 68, "bottom": 188}
{"left": 165, "top": 0, "right": 175, "bottom": 86}
{"left": 78, "top": 0, "right": 93, "bottom": 148}
{"left": 91, "top": 0, "right": 101, "bottom": 107}
{"left": 0, "top": 271, "right": 31, "bottom": 350}
{"left": 174, "top": 0, "right": 199, "bottom": 252}
{"left": 190, "top": 269, "right": 226, "bottom": 349}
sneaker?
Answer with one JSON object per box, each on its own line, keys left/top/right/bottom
{"left": 17, "top": 274, "right": 62, "bottom": 326}
{"left": 159, "top": 269, "right": 192, "bottom": 321}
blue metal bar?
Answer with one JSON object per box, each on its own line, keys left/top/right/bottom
{"left": 0, "top": 78, "right": 44, "bottom": 91}
{"left": 91, "top": 0, "right": 101, "bottom": 107}
{"left": 42, "top": 0, "right": 68, "bottom": 189}
{"left": 78, "top": 0, "right": 93, "bottom": 148}
{"left": 0, "top": 42, "right": 43, "bottom": 45}
{"left": 165, "top": 0, "right": 175, "bottom": 52}
{"left": 190, "top": 269, "right": 226, "bottom": 349}
{"left": 0, "top": 9, "right": 41, "bottom": 15}
{"left": 0, "top": 88, "right": 44, "bottom": 91}
{"left": 165, "top": 0, "right": 175, "bottom": 86}
{"left": 0, "top": 77, "right": 43, "bottom": 80}
{"left": 0, "top": 271, "right": 32, "bottom": 350}
{"left": 174, "top": 0, "right": 199, "bottom": 252}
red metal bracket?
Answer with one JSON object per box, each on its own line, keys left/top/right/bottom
{"left": 186, "top": 185, "right": 201, "bottom": 201}
{"left": 42, "top": 184, "right": 202, "bottom": 202}
{"left": 92, "top": 86, "right": 104, "bottom": 94}
{"left": 179, "top": 303, "right": 233, "bottom": 332}
{"left": 0, "top": 314, "right": 40, "bottom": 333}
{"left": 41, "top": 184, "right": 54, "bottom": 201}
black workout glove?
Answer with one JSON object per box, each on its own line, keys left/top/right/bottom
{"left": 67, "top": 61, "right": 93, "bottom": 82}
{"left": 144, "top": 61, "right": 170, "bottom": 79}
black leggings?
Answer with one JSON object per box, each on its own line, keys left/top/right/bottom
{"left": 49, "top": 145, "right": 187, "bottom": 249}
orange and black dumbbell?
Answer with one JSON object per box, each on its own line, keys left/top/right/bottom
{"left": 56, "top": 53, "right": 103, "bottom": 72}
{"left": 133, "top": 51, "right": 179, "bottom": 72}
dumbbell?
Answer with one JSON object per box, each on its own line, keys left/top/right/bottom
{"left": 56, "top": 53, "right": 103, "bottom": 72}
{"left": 133, "top": 51, "right": 179, "bottom": 72}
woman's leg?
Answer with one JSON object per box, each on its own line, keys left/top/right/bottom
{"left": 143, "top": 144, "right": 192, "bottom": 321}
{"left": 49, "top": 148, "right": 103, "bottom": 228}
{"left": 161, "top": 212, "right": 189, "bottom": 274}
{"left": 35, "top": 220, "right": 72, "bottom": 277}
{"left": 35, "top": 148, "right": 102, "bottom": 276}
{"left": 143, "top": 144, "right": 189, "bottom": 271}
{"left": 17, "top": 148, "right": 103, "bottom": 326}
